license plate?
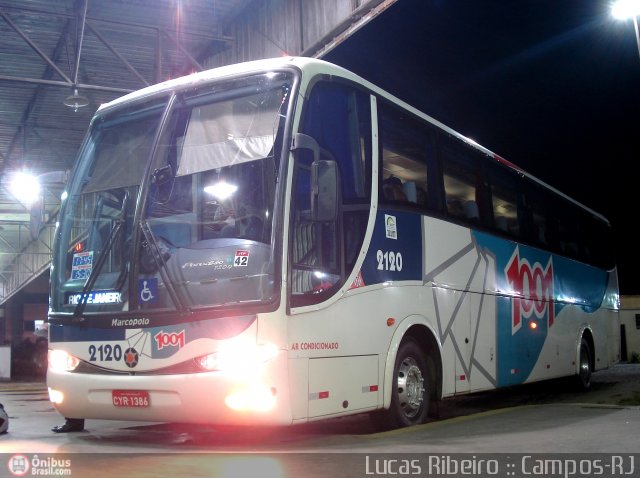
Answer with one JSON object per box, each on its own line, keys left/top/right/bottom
{"left": 112, "top": 390, "right": 150, "bottom": 408}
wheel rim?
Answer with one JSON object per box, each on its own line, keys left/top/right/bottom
{"left": 579, "top": 344, "right": 591, "bottom": 385}
{"left": 396, "top": 356, "right": 425, "bottom": 419}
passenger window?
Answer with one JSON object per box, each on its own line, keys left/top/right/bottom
{"left": 441, "top": 140, "right": 485, "bottom": 224}
{"left": 522, "top": 181, "right": 550, "bottom": 247}
{"left": 488, "top": 164, "right": 522, "bottom": 238}
{"left": 378, "top": 101, "right": 434, "bottom": 210}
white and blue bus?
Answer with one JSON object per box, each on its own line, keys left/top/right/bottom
{"left": 47, "top": 57, "right": 619, "bottom": 429}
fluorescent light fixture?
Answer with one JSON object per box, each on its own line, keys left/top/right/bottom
{"left": 63, "top": 88, "right": 89, "bottom": 110}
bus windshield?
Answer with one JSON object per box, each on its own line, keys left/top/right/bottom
{"left": 50, "top": 71, "right": 293, "bottom": 316}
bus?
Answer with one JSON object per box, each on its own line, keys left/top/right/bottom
{"left": 47, "top": 57, "right": 620, "bottom": 430}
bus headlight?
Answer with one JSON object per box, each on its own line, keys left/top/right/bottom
{"left": 194, "top": 342, "right": 278, "bottom": 376}
{"left": 48, "top": 349, "right": 81, "bottom": 372}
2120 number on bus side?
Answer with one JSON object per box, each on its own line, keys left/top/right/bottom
{"left": 377, "top": 250, "right": 403, "bottom": 271}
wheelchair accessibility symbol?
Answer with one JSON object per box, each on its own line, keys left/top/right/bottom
{"left": 138, "top": 278, "right": 158, "bottom": 304}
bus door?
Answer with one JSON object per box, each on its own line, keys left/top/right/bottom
{"left": 289, "top": 79, "right": 375, "bottom": 418}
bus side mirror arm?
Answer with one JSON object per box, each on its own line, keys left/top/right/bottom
{"left": 291, "top": 133, "right": 320, "bottom": 163}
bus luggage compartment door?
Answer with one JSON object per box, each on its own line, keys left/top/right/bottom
{"left": 308, "top": 355, "right": 379, "bottom": 418}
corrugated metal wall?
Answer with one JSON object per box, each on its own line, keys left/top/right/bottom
{"left": 205, "top": 0, "right": 370, "bottom": 66}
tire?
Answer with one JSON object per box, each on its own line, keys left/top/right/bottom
{"left": 371, "top": 338, "right": 431, "bottom": 430}
{"left": 575, "top": 337, "right": 593, "bottom": 391}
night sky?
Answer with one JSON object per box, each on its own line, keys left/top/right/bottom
{"left": 324, "top": 0, "right": 640, "bottom": 295}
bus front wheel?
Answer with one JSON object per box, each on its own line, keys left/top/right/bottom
{"left": 372, "top": 338, "right": 431, "bottom": 430}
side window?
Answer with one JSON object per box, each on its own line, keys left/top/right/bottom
{"left": 487, "top": 163, "right": 523, "bottom": 238}
{"left": 441, "top": 140, "right": 487, "bottom": 225}
{"left": 545, "top": 198, "right": 614, "bottom": 268}
{"left": 582, "top": 212, "right": 614, "bottom": 269}
{"left": 290, "top": 81, "right": 372, "bottom": 307}
{"left": 522, "top": 181, "right": 550, "bottom": 248}
{"left": 378, "top": 101, "right": 435, "bottom": 210}
{"left": 555, "top": 204, "right": 580, "bottom": 259}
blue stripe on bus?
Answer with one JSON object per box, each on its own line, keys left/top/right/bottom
{"left": 473, "top": 230, "right": 608, "bottom": 312}
{"left": 473, "top": 230, "right": 609, "bottom": 386}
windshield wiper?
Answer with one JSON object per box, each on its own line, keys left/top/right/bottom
{"left": 72, "top": 218, "right": 124, "bottom": 320}
{"left": 139, "top": 220, "right": 192, "bottom": 317}
{"left": 72, "top": 190, "right": 129, "bottom": 320}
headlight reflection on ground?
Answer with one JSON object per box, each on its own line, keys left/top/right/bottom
{"left": 215, "top": 456, "right": 284, "bottom": 478}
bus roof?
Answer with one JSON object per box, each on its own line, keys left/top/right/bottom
{"left": 97, "top": 56, "right": 320, "bottom": 113}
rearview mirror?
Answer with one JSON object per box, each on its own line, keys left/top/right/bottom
{"left": 311, "top": 160, "right": 339, "bottom": 222}
{"left": 151, "top": 164, "right": 174, "bottom": 204}
{"left": 291, "top": 133, "right": 339, "bottom": 222}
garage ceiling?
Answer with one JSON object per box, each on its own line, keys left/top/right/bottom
{"left": 0, "top": 0, "right": 246, "bottom": 301}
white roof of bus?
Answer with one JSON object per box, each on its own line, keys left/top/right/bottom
{"left": 97, "top": 56, "right": 328, "bottom": 112}
{"left": 97, "top": 56, "right": 607, "bottom": 224}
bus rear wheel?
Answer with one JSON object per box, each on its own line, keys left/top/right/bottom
{"left": 575, "top": 337, "right": 593, "bottom": 391}
{"left": 372, "top": 338, "right": 431, "bottom": 430}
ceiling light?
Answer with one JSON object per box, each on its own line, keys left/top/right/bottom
{"left": 612, "top": 0, "right": 640, "bottom": 19}
{"left": 63, "top": 89, "right": 89, "bottom": 111}
{"left": 9, "top": 171, "right": 41, "bottom": 207}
